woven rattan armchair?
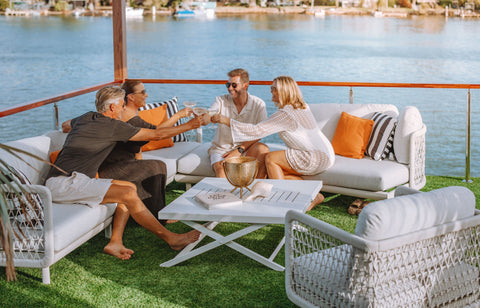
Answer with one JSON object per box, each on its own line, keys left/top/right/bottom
{"left": 285, "top": 186, "right": 480, "bottom": 307}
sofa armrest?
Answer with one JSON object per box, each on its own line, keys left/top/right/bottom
{"left": 285, "top": 209, "right": 480, "bottom": 307}
{"left": 1, "top": 184, "right": 54, "bottom": 267}
{"left": 285, "top": 211, "right": 372, "bottom": 308}
{"left": 408, "top": 124, "right": 426, "bottom": 190}
{"left": 195, "top": 127, "right": 203, "bottom": 143}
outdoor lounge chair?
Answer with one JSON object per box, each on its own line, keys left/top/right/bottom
{"left": 285, "top": 186, "right": 480, "bottom": 307}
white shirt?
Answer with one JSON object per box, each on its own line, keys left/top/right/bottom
{"left": 208, "top": 93, "right": 267, "bottom": 156}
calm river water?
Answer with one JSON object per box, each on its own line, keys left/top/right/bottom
{"left": 1, "top": 14, "right": 479, "bottom": 176}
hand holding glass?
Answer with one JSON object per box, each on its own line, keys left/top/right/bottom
{"left": 208, "top": 107, "right": 219, "bottom": 129}
{"left": 183, "top": 102, "right": 197, "bottom": 141}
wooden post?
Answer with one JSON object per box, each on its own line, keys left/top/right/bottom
{"left": 112, "top": 0, "right": 127, "bottom": 82}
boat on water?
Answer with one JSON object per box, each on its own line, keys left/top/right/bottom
{"left": 72, "top": 8, "right": 85, "bottom": 17}
{"left": 174, "top": 1, "right": 216, "bottom": 18}
{"left": 125, "top": 6, "right": 144, "bottom": 18}
{"left": 4, "top": 1, "right": 48, "bottom": 16}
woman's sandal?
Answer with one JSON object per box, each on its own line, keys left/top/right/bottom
{"left": 348, "top": 199, "right": 370, "bottom": 215}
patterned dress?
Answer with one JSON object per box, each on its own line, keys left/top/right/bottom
{"left": 231, "top": 105, "right": 335, "bottom": 175}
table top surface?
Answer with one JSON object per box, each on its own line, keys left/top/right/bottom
{"left": 159, "top": 178, "right": 322, "bottom": 224}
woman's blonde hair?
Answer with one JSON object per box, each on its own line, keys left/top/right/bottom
{"left": 273, "top": 76, "right": 306, "bottom": 109}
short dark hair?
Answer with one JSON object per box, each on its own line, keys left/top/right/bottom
{"left": 121, "top": 79, "right": 143, "bottom": 101}
{"left": 227, "top": 68, "right": 249, "bottom": 84}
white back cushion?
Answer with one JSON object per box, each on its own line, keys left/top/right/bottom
{"left": 1, "top": 136, "right": 51, "bottom": 185}
{"left": 355, "top": 186, "right": 475, "bottom": 241}
{"left": 308, "top": 103, "right": 399, "bottom": 141}
{"left": 43, "top": 130, "right": 68, "bottom": 153}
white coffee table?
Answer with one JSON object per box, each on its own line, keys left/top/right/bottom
{"left": 158, "top": 177, "right": 322, "bottom": 271}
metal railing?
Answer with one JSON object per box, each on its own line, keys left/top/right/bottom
{"left": 0, "top": 78, "right": 478, "bottom": 181}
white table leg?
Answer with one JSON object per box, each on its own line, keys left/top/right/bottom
{"left": 269, "top": 236, "right": 285, "bottom": 262}
{"left": 160, "top": 221, "right": 285, "bottom": 271}
{"left": 176, "top": 221, "right": 218, "bottom": 258}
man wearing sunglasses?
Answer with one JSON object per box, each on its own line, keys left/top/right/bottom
{"left": 208, "top": 68, "right": 269, "bottom": 178}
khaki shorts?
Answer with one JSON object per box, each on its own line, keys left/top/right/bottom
{"left": 210, "top": 153, "right": 224, "bottom": 166}
{"left": 45, "top": 171, "right": 113, "bottom": 207}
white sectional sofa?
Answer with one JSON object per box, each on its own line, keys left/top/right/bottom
{"left": 0, "top": 102, "right": 426, "bottom": 284}
{"left": 45, "top": 103, "right": 427, "bottom": 200}
{"left": 176, "top": 103, "right": 426, "bottom": 199}
{"left": 285, "top": 186, "right": 480, "bottom": 307}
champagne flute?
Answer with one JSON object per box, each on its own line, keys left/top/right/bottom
{"left": 183, "top": 101, "right": 197, "bottom": 141}
{"left": 208, "top": 107, "right": 219, "bottom": 129}
{"left": 183, "top": 101, "right": 197, "bottom": 109}
{"left": 183, "top": 101, "right": 197, "bottom": 119}
{"left": 192, "top": 107, "right": 208, "bottom": 116}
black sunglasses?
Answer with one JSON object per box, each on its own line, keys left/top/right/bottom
{"left": 225, "top": 82, "right": 240, "bottom": 89}
{"left": 133, "top": 89, "right": 147, "bottom": 95}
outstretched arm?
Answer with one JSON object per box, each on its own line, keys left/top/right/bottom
{"left": 156, "top": 108, "right": 193, "bottom": 128}
{"left": 211, "top": 114, "right": 231, "bottom": 127}
{"left": 130, "top": 116, "right": 203, "bottom": 141}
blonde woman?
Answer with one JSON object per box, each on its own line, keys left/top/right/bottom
{"left": 212, "top": 76, "right": 334, "bottom": 209}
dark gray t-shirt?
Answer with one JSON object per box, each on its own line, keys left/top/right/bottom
{"left": 46, "top": 112, "right": 141, "bottom": 180}
{"left": 100, "top": 116, "right": 156, "bottom": 165}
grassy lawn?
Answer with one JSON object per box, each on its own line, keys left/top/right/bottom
{"left": 1, "top": 176, "right": 479, "bottom": 307}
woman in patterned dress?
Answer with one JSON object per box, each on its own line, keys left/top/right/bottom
{"left": 211, "top": 76, "right": 334, "bottom": 209}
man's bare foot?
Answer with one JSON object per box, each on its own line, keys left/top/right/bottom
{"left": 166, "top": 219, "right": 178, "bottom": 224}
{"left": 104, "top": 242, "right": 134, "bottom": 260}
{"left": 168, "top": 230, "right": 201, "bottom": 251}
{"left": 307, "top": 193, "right": 325, "bottom": 211}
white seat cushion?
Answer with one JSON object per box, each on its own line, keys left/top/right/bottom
{"left": 355, "top": 186, "right": 475, "bottom": 241}
{"left": 176, "top": 142, "right": 287, "bottom": 177}
{"left": 303, "top": 155, "right": 409, "bottom": 191}
{"left": 52, "top": 202, "right": 116, "bottom": 252}
{"left": 142, "top": 141, "right": 202, "bottom": 182}
{"left": 176, "top": 143, "right": 215, "bottom": 177}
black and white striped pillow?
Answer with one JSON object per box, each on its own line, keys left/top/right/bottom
{"left": 138, "top": 96, "right": 187, "bottom": 142}
{"left": 366, "top": 112, "right": 397, "bottom": 161}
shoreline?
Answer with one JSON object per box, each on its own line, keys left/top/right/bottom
{"left": 1, "top": 5, "right": 479, "bottom": 18}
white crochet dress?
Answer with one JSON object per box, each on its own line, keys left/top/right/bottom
{"left": 231, "top": 105, "right": 335, "bottom": 175}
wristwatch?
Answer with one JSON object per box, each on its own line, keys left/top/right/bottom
{"left": 237, "top": 146, "right": 245, "bottom": 154}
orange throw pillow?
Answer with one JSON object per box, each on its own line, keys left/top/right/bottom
{"left": 138, "top": 104, "right": 174, "bottom": 151}
{"left": 331, "top": 112, "right": 374, "bottom": 159}
{"left": 50, "top": 150, "right": 99, "bottom": 178}
{"left": 50, "top": 150, "right": 61, "bottom": 163}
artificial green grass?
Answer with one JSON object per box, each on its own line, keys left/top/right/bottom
{"left": 1, "top": 176, "right": 479, "bottom": 307}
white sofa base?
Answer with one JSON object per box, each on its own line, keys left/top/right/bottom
{"left": 0, "top": 136, "right": 117, "bottom": 284}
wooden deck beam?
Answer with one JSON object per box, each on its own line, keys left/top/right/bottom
{"left": 112, "top": 0, "right": 127, "bottom": 82}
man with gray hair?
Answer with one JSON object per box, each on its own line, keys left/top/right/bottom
{"left": 46, "top": 86, "right": 203, "bottom": 260}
